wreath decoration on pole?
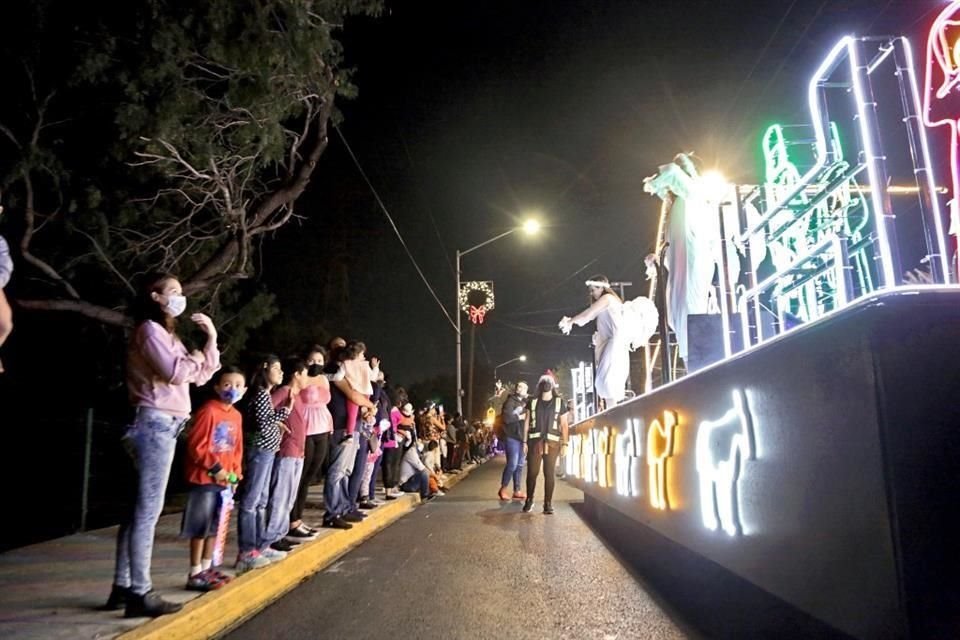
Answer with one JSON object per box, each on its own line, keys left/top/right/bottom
{"left": 459, "top": 280, "right": 495, "bottom": 325}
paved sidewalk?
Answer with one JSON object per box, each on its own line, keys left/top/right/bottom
{"left": 0, "top": 459, "right": 488, "bottom": 640}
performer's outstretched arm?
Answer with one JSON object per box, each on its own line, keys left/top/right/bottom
{"left": 570, "top": 294, "right": 612, "bottom": 327}
{"left": 559, "top": 294, "right": 613, "bottom": 334}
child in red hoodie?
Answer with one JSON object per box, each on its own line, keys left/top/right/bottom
{"left": 180, "top": 366, "right": 246, "bottom": 591}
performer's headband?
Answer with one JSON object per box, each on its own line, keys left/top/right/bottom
{"left": 585, "top": 280, "right": 609, "bottom": 288}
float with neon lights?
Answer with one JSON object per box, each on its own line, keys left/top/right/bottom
{"left": 566, "top": 24, "right": 960, "bottom": 639}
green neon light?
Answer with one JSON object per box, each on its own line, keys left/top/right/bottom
{"left": 760, "top": 122, "right": 875, "bottom": 321}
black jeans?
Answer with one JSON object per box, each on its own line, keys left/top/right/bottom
{"left": 290, "top": 433, "right": 330, "bottom": 523}
{"left": 526, "top": 441, "right": 560, "bottom": 504}
{"left": 382, "top": 446, "right": 403, "bottom": 489}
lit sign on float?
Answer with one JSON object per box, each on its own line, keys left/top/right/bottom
{"left": 615, "top": 418, "right": 644, "bottom": 498}
{"left": 647, "top": 410, "right": 678, "bottom": 510}
{"left": 568, "top": 395, "right": 758, "bottom": 537}
{"left": 925, "top": 0, "right": 960, "bottom": 275}
{"left": 695, "top": 390, "right": 755, "bottom": 536}
{"left": 731, "top": 34, "right": 951, "bottom": 357}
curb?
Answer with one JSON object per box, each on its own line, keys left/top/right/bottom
{"left": 118, "top": 494, "right": 418, "bottom": 640}
{"left": 119, "top": 459, "right": 488, "bottom": 640}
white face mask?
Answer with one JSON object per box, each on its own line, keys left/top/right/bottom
{"left": 164, "top": 294, "right": 187, "bottom": 318}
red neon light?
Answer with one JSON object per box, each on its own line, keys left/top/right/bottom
{"left": 924, "top": 0, "right": 960, "bottom": 277}
{"left": 468, "top": 305, "right": 487, "bottom": 325}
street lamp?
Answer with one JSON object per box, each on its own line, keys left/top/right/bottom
{"left": 456, "top": 218, "right": 540, "bottom": 416}
{"left": 494, "top": 355, "right": 527, "bottom": 382}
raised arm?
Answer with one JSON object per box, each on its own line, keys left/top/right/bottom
{"left": 570, "top": 293, "right": 614, "bottom": 327}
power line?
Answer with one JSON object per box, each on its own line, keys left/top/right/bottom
{"left": 335, "top": 126, "right": 458, "bottom": 332}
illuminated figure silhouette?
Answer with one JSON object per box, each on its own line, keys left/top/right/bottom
{"left": 761, "top": 123, "right": 874, "bottom": 322}
{"left": 615, "top": 418, "right": 644, "bottom": 498}
{"left": 646, "top": 410, "right": 678, "bottom": 510}
{"left": 924, "top": 0, "right": 960, "bottom": 277}
{"left": 696, "top": 390, "right": 755, "bottom": 536}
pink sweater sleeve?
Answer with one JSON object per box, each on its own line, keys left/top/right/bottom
{"left": 138, "top": 321, "right": 220, "bottom": 385}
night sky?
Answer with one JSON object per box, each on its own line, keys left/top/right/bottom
{"left": 260, "top": 0, "right": 943, "bottom": 389}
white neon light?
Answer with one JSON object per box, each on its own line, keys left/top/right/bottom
{"left": 567, "top": 434, "right": 582, "bottom": 478}
{"left": 849, "top": 38, "right": 897, "bottom": 288}
{"left": 924, "top": 2, "right": 960, "bottom": 240}
{"left": 739, "top": 233, "right": 846, "bottom": 348}
{"left": 583, "top": 428, "right": 598, "bottom": 483}
{"left": 911, "top": 20, "right": 955, "bottom": 282}
{"left": 597, "top": 426, "right": 613, "bottom": 489}
{"left": 615, "top": 418, "right": 644, "bottom": 497}
{"left": 737, "top": 38, "right": 843, "bottom": 244}
{"left": 696, "top": 390, "right": 755, "bottom": 536}
{"left": 739, "top": 36, "right": 906, "bottom": 291}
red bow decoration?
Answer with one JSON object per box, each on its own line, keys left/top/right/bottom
{"left": 469, "top": 305, "right": 487, "bottom": 325}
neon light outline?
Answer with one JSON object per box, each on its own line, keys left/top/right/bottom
{"left": 615, "top": 418, "right": 644, "bottom": 497}
{"left": 647, "top": 410, "right": 678, "bottom": 510}
{"left": 923, "top": 5, "right": 960, "bottom": 279}
{"left": 695, "top": 390, "right": 755, "bottom": 536}
{"left": 732, "top": 35, "right": 948, "bottom": 356}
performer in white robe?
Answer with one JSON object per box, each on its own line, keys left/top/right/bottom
{"left": 643, "top": 154, "right": 725, "bottom": 362}
{"left": 558, "top": 276, "right": 629, "bottom": 410}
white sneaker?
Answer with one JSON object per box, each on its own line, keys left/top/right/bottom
{"left": 260, "top": 547, "right": 287, "bottom": 562}
{"left": 235, "top": 550, "right": 272, "bottom": 574}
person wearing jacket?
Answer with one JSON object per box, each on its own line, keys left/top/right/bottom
{"left": 522, "top": 373, "right": 570, "bottom": 515}
{"left": 498, "top": 381, "right": 529, "bottom": 501}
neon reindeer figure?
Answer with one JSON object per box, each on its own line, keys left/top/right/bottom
{"left": 695, "top": 390, "right": 756, "bottom": 536}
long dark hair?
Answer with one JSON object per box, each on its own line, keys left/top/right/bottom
{"left": 131, "top": 271, "right": 178, "bottom": 332}
{"left": 248, "top": 354, "right": 281, "bottom": 391}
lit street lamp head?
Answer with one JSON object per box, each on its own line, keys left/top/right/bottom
{"left": 522, "top": 219, "right": 541, "bottom": 235}
{"left": 519, "top": 355, "right": 527, "bottom": 361}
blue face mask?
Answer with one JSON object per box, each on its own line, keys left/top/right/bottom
{"left": 219, "top": 388, "right": 244, "bottom": 405}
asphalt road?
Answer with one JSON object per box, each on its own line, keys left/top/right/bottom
{"left": 226, "top": 457, "right": 689, "bottom": 640}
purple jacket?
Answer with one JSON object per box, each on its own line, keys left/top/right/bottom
{"left": 126, "top": 320, "right": 220, "bottom": 417}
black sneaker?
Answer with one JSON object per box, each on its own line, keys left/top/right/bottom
{"left": 271, "top": 539, "right": 296, "bottom": 552}
{"left": 543, "top": 502, "right": 554, "bottom": 515}
{"left": 286, "top": 526, "right": 317, "bottom": 540}
{"left": 341, "top": 512, "right": 363, "bottom": 523}
{"left": 358, "top": 500, "right": 377, "bottom": 510}
{"left": 124, "top": 590, "right": 183, "bottom": 618}
{"left": 522, "top": 499, "right": 534, "bottom": 513}
{"left": 323, "top": 516, "right": 353, "bottom": 530}
{"left": 98, "top": 584, "right": 131, "bottom": 611}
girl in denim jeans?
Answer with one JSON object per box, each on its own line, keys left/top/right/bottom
{"left": 102, "top": 272, "right": 220, "bottom": 618}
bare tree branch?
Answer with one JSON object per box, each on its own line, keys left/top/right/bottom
{"left": 74, "top": 227, "right": 136, "bottom": 294}
{"left": 16, "top": 298, "right": 131, "bottom": 327}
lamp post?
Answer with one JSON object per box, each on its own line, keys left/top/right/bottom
{"left": 456, "top": 219, "right": 540, "bottom": 416}
{"left": 494, "top": 355, "right": 526, "bottom": 383}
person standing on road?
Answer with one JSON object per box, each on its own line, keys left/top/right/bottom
{"left": 522, "top": 373, "right": 570, "bottom": 515}
{"left": 103, "top": 272, "right": 220, "bottom": 618}
{"left": 498, "top": 381, "right": 529, "bottom": 501}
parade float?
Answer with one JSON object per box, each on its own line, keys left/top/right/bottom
{"left": 566, "top": 10, "right": 960, "bottom": 639}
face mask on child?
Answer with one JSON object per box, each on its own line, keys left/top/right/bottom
{"left": 219, "top": 388, "right": 244, "bottom": 405}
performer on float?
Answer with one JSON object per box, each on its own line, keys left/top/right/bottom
{"left": 642, "top": 153, "right": 726, "bottom": 364}
{"left": 559, "top": 276, "right": 628, "bottom": 411}
{"left": 924, "top": 0, "right": 960, "bottom": 280}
